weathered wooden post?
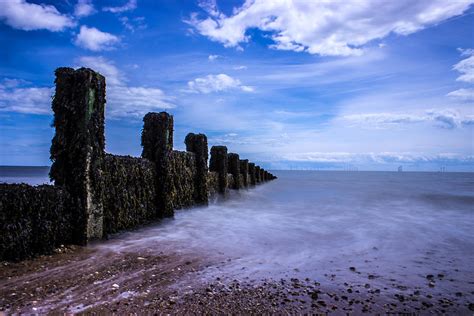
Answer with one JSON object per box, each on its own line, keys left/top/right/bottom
{"left": 141, "top": 112, "right": 174, "bottom": 217}
{"left": 227, "top": 153, "right": 241, "bottom": 189}
{"left": 260, "top": 169, "right": 265, "bottom": 182}
{"left": 209, "top": 146, "right": 228, "bottom": 194}
{"left": 185, "top": 133, "right": 209, "bottom": 205}
{"left": 248, "top": 162, "right": 256, "bottom": 186}
{"left": 255, "top": 166, "right": 261, "bottom": 183}
{"left": 50, "top": 67, "right": 106, "bottom": 244}
{"left": 239, "top": 159, "right": 249, "bottom": 187}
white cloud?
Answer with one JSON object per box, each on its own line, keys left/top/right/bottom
{"left": 74, "top": 25, "right": 120, "bottom": 51}
{"left": 106, "top": 86, "right": 175, "bottom": 118}
{"left": 0, "top": 79, "right": 52, "bottom": 114}
{"left": 458, "top": 48, "right": 474, "bottom": 57}
{"left": 241, "top": 85, "right": 254, "bottom": 92}
{"left": 187, "top": 0, "right": 474, "bottom": 56}
{"left": 1, "top": 57, "right": 175, "bottom": 118}
{"left": 187, "top": 74, "right": 254, "bottom": 93}
{"left": 0, "top": 0, "right": 75, "bottom": 31}
{"left": 342, "top": 110, "right": 473, "bottom": 129}
{"left": 76, "top": 56, "right": 175, "bottom": 118}
{"left": 447, "top": 88, "right": 474, "bottom": 101}
{"left": 208, "top": 54, "right": 220, "bottom": 61}
{"left": 76, "top": 56, "right": 125, "bottom": 85}
{"left": 103, "top": 0, "right": 137, "bottom": 13}
{"left": 119, "top": 16, "right": 147, "bottom": 32}
{"left": 453, "top": 51, "right": 474, "bottom": 83}
{"left": 448, "top": 48, "right": 474, "bottom": 100}
{"left": 426, "top": 110, "right": 467, "bottom": 129}
{"left": 233, "top": 65, "right": 247, "bottom": 70}
{"left": 342, "top": 113, "right": 424, "bottom": 126}
{"left": 282, "top": 152, "right": 474, "bottom": 164}
{"left": 74, "top": 0, "right": 96, "bottom": 18}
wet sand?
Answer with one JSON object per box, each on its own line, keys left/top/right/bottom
{"left": 1, "top": 242, "right": 473, "bottom": 314}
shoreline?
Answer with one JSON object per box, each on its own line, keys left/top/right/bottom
{"left": 1, "top": 238, "right": 473, "bottom": 314}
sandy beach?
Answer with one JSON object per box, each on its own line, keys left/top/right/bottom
{"left": 1, "top": 230, "right": 473, "bottom": 314}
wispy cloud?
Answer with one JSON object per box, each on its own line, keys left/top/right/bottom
{"left": 208, "top": 54, "right": 221, "bottom": 61}
{"left": 103, "top": 0, "right": 137, "bottom": 13}
{"left": 453, "top": 49, "right": 474, "bottom": 83}
{"left": 187, "top": 0, "right": 474, "bottom": 56}
{"left": 448, "top": 48, "right": 474, "bottom": 100}
{"left": 447, "top": 88, "right": 474, "bottom": 100}
{"left": 74, "top": 25, "right": 120, "bottom": 51}
{"left": 0, "top": 79, "right": 52, "bottom": 114}
{"left": 119, "top": 16, "right": 147, "bottom": 32}
{"left": 281, "top": 152, "right": 474, "bottom": 164}
{"left": 187, "top": 74, "right": 254, "bottom": 93}
{"left": 233, "top": 65, "right": 247, "bottom": 70}
{"left": 0, "top": 0, "right": 75, "bottom": 31}
{"left": 1, "top": 56, "right": 176, "bottom": 118}
{"left": 341, "top": 110, "right": 474, "bottom": 129}
{"left": 76, "top": 56, "right": 175, "bottom": 118}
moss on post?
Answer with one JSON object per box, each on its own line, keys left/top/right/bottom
{"left": 249, "top": 163, "right": 256, "bottom": 185}
{"left": 227, "top": 153, "right": 241, "bottom": 189}
{"left": 50, "top": 67, "right": 106, "bottom": 244}
{"left": 255, "top": 166, "right": 261, "bottom": 183}
{"left": 141, "top": 112, "right": 174, "bottom": 217}
{"left": 209, "top": 146, "right": 228, "bottom": 194}
{"left": 239, "top": 159, "right": 249, "bottom": 187}
{"left": 185, "top": 133, "right": 209, "bottom": 205}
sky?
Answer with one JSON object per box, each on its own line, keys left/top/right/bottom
{"left": 0, "top": 0, "right": 473, "bottom": 171}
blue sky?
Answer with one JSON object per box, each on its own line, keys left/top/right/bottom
{"left": 0, "top": 0, "right": 473, "bottom": 171}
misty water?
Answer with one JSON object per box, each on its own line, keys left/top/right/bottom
{"left": 2, "top": 168, "right": 474, "bottom": 296}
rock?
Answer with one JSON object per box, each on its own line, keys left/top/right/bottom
{"left": 349, "top": 267, "right": 356, "bottom": 272}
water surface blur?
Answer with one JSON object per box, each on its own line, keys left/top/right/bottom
{"left": 98, "top": 170, "right": 474, "bottom": 295}
{"left": 3, "top": 169, "right": 474, "bottom": 297}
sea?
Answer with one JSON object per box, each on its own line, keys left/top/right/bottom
{"left": 2, "top": 167, "right": 474, "bottom": 297}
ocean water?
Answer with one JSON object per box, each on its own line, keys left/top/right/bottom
{"left": 0, "top": 166, "right": 51, "bottom": 185}
{"left": 3, "top": 168, "right": 474, "bottom": 295}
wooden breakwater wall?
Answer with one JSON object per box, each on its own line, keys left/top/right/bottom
{"left": 0, "top": 67, "right": 276, "bottom": 261}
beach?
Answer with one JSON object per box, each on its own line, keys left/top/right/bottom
{"left": 1, "top": 170, "right": 474, "bottom": 314}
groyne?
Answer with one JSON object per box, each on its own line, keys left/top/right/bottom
{"left": 0, "top": 67, "right": 276, "bottom": 262}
